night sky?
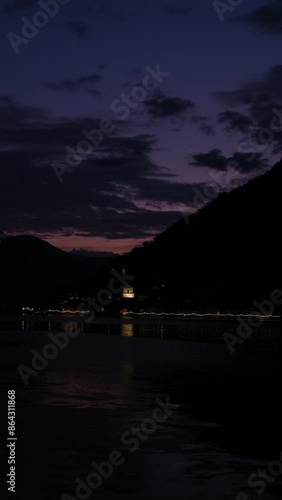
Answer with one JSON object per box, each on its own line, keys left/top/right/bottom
{"left": 1, "top": 0, "right": 282, "bottom": 253}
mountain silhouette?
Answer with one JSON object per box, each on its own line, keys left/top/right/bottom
{"left": 1, "top": 160, "right": 282, "bottom": 312}
{"left": 0, "top": 235, "right": 114, "bottom": 311}
{"left": 101, "top": 159, "right": 282, "bottom": 309}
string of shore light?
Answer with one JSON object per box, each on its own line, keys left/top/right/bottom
{"left": 21, "top": 307, "right": 281, "bottom": 319}
{"left": 126, "top": 311, "right": 281, "bottom": 319}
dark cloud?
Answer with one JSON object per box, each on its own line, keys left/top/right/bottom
{"left": 191, "top": 149, "right": 227, "bottom": 170}
{"left": 199, "top": 123, "right": 216, "bottom": 136}
{"left": 45, "top": 75, "right": 101, "bottom": 96}
{"left": 214, "top": 65, "right": 282, "bottom": 106}
{"left": 65, "top": 22, "right": 89, "bottom": 38}
{"left": 218, "top": 111, "right": 253, "bottom": 133}
{"left": 214, "top": 66, "right": 282, "bottom": 153}
{"left": 0, "top": 96, "right": 201, "bottom": 240}
{"left": 190, "top": 149, "right": 268, "bottom": 173}
{"left": 145, "top": 91, "right": 195, "bottom": 119}
{"left": 192, "top": 115, "right": 216, "bottom": 136}
{"left": 235, "top": 1, "right": 282, "bottom": 34}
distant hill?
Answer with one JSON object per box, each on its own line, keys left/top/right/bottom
{"left": 70, "top": 249, "right": 118, "bottom": 259}
{"left": 99, "top": 159, "right": 282, "bottom": 309}
{"left": 2, "top": 159, "right": 282, "bottom": 311}
{"left": 0, "top": 235, "right": 115, "bottom": 311}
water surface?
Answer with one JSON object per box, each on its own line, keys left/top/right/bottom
{"left": 0, "top": 319, "right": 281, "bottom": 499}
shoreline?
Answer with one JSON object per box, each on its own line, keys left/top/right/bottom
{"left": 0, "top": 313, "right": 280, "bottom": 326}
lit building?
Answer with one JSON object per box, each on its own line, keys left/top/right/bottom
{"left": 122, "top": 286, "right": 135, "bottom": 299}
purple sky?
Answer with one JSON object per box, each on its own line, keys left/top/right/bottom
{"left": 0, "top": 0, "right": 282, "bottom": 253}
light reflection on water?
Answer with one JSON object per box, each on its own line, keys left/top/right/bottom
{"left": 12, "top": 318, "right": 281, "bottom": 345}
{"left": 121, "top": 323, "right": 134, "bottom": 337}
{"left": 1, "top": 321, "right": 282, "bottom": 499}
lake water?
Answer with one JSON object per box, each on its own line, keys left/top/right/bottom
{"left": 1, "top": 318, "right": 282, "bottom": 499}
